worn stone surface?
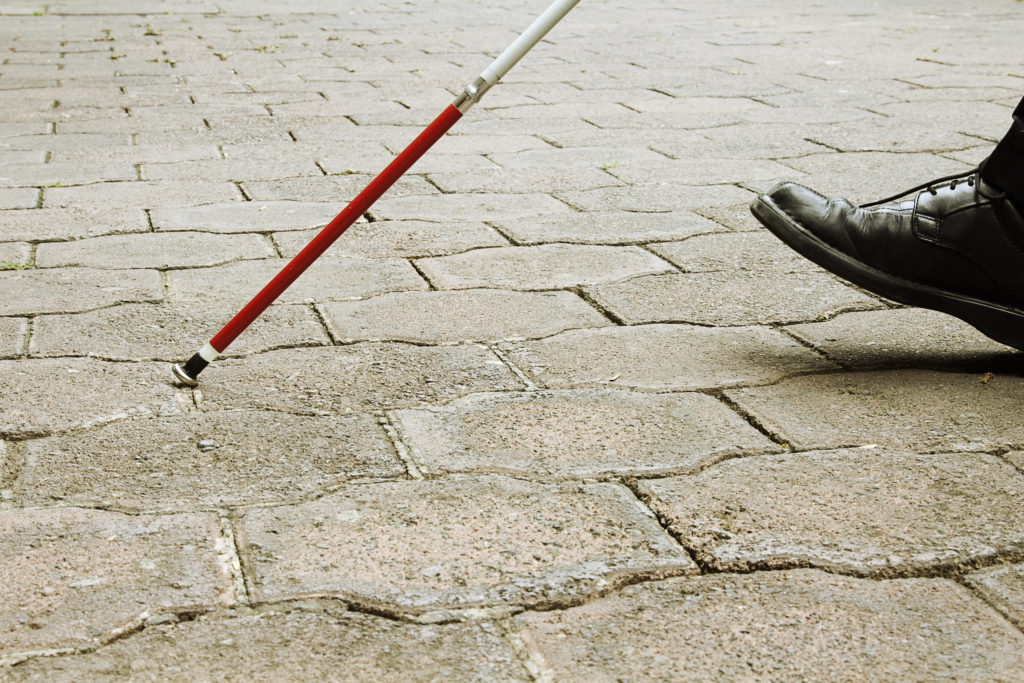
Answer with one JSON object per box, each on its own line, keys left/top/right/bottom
{"left": 0, "top": 207, "right": 147, "bottom": 242}
{"left": 35, "top": 232, "right": 274, "bottom": 269}
{"left": 649, "top": 230, "right": 823, "bottom": 273}
{"left": 393, "top": 390, "right": 776, "bottom": 478}
{"left": 0, "top": 268, "right": 162, "bottom": 316}
{"left": 0, "top": 358, "right": 181, "bottom": 438}
{"left": 0, "top": 507, "right": 228, "bottom": 659}
{"left": 416, "top": 244, "right": 673, "bottom": 291}
{"left": 501, "top": 324, "right": 835, "bottom": 391}
{"left": 31, "top": 302, "right": 330, "bottom": 360}
{"left": 44, "top": 181, "right": 240, "bottom": 210}
{"left": 489, "top": 210, "right": 725, "bottom": 245}
{"left": 22, "top": 411, "right": 402, "bottom": 512}
{"left": 640, "top": 449, "right": 1024, "bottom": 576}
{"left": 0, "top": 317, "right": 27, "bottom": 359}
{"left": 966, "top": 563, "right": 1024, "bottom": 629}
{"left": 237, "top": 476, "right": 695, "bottom": 611}
{"left": 198, "top": 345, "right": 522, "bottom": 414}
{"left": 151, "top": 201, "right": 342, "bottom": 234}
{"left": 275, "top": 220, "right": 508, "bottom": 258}
{"left": 725, "top": 370, "right": 1024, "bottom": 451}
{"left": 515, "top": 570, "right": 1024, "bottom": 680}
{"left": 585, "top": 271, "right": 880, "bottom": 325}
{"left": 320, "top": 289, "right": 608, "bottom": 344}
{"left": 0, "top": 188, "right": 37, "bottom": 210}
{"left": 785, "top": 308, "right": 1020, "bottom": 367}
{"left": 167, "top": 257, "right": 426, "bottom": 307}
{"left": 0, "top": 242, "right": 31, "bottom": 265}
{"left": 5, "top": 609, "right": 530, "bottom": 681}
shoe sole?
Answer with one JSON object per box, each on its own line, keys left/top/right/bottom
{"left": 750, "top": 193, "right": 1024, "bottom": 352}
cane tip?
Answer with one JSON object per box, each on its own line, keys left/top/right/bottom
{"left": 171, "top": 362, "right": 200, "bottom": 387}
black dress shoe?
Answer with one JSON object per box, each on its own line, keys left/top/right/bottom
{"left": 750, "top": 164, "right": 1024, "bottom": 351}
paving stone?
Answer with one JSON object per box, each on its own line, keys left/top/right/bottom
{"left": 140, "top": 157, "right": 321, "bottom": 182}
{"left": 0, "top": 358, "right": 181, "bottom": 438}
{"left": 0, "top": 317, "right": 27, "bottom": 359}
{"left": 393, "top": 389, "right": 776, "bottom": 479}
{"left": 0, "top": 507, "right": 227, "bottom": 659}
{"left": 374, "top": 192, "right": 572, "bottom": 223}
{"left": 167, "top": 256, "right": 426, "bottom": 308}
{"left": 0, "top": 241, "right": 31, "bottom": 266}
{"left": 35, "top": 232, "right": 274, "bottom": 269}
{"left": 150, "top": 200, "right": 343, "bottom": 233}
{"left": 606, "top": 158, "right": 796, "bottom": 186}
{"left": 0, "top": 268, "right": 162, "bottom": 316}
{"left": 514, "top": 570, "right": 1024, "bottom": 680}
{"left": 428, "top": 168, "right": 622, "bottom": 195}
{"left": 500, "top": 324, "right": 836, "bottom": 391}
{"left": 44, "top": 181, "right": 240, "bottom": 209}
{"left": 725, "top": 370, "right": 1024, "bottom": 452}
{"left": 242, "top": 174, "right": 433, "bottom": 203}
{"left": 558, "top": 183, "right": 755, "bottom": 213}
{"left": 198, "top": 344, "right": 522, "bottom": 415}
{"left": 416, "top": 244, "right": 673, "bottom": 291}
{"left": 0, "top": 207, "right": 147, "bottom": 241}
{"left": 22, "top": 410, "right": 402, "bottom": 512}
{"left": 640, "top": 449, "right": 1024, "bottom": 576}
{"left": 966, "top": 563, "right": 1024, "bottom": 630}
{"left": 275, "top": 219, "right": 508, "bottom": 259}
{"left": 649, "top": 231, "right": 823, "bottom": 273}
{"left": 237, "top": 476, "right": 695, "bottom": 611}
{"left": 489, "top": 210, "right": 725, "bottom": 245}
{"left": 320, "top": 289, "right": 609, "bottom": 344}
{"left": 31, "top": 301, "right": 329, "bottom": 361}
{"left": 785, "top": 308, "right": 1020, "bottom": 366}
{"left": 1006, "top": 451, "right": 1024, "bottom": 471}
{"left": 585, "top": 271, "right": 879, "bottom": 326}
{"left": 0, "top": 161, "right": 135, "bottom": 188}
{"left": 4, "top": 609, "right": 529, "bottom": 681}
{"left": 0, "top": 188, "right": 38, "bottom": 209}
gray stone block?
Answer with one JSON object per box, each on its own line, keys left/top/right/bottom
{"left": 151, "top": 201, "right": 343, "bottom": 233}
{"left": 274, "top": 220, "right": 507, "bottom": 259}
{"left": 36, "top": 232, "right": 274, "bottom": 269}
{"left": 489, "top": 210, "right": 725, "bottom": 245}
{"left": 237, "top": 476, "right": 695, "bottom": 611}
{"left": 0, "top": 268, "right": 162, "bottom": 316}
{"left": 0, "top": 207, "right": 148, "bottom": 241}
{"left": 966, "top": 563, "right": 1024, "bottom": 630}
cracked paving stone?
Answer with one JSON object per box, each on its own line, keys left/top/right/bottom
{"left": 198, "top": 344, "right": 522, "bottom": 414}
{"left": 35, "top": 232, "right": 275, "bottom": 270}
{"left": 31, "top": 302, "right": 330, "bottom": 361}
{"left": 373, "top": 192, "right": 572, "bottom": 223}
{"left": 0, "top": 208, "right": 148, "bottom": 242}
{"left": 585, "top": 271, "right": 880, "bottom": 326}
{"left": 22, "top": 410, "right": 402, "bottom": 511}
{"left": 236, "top": 475, "right": 695, "bottom": 611}
{"left": 0, "top": 359, "right": 180, "bottom": 438}
{"left": 44, "top": 181, "right": 240, "bottom": 210}
{"left": 639, "top": 449, "right": 1024, "bottom": 576}
{"left": 785, "top": 308, "right": 1020, "bottom": 366}
{"left": 427, "top": 167, "right": 622, "bottom": 195}
{"left": 392, "top": 389, "right": 777, "bottom": 478}
{"left": 167, "top": 257, "right": 426, "bottom": 308}
{"left": 274, "top": 220, "right": 507, "bottom": 259}
{"left": 0, "top": 317, "right": 27, "bottom": 358}
{"left": 0, "top": 507, "right": 227, "bottom": 659}
{"left": 319, "top": 289, "right": 609, "bottom": 344}
{"left": 0, "top": 161, "right": 136, "bottom": 188}
{"left": 514, "top": 569, "right": 1024, "bottom": 680}
{"left": 649, "top": 231, "right": 823, "bottom": 273}
{"left": 416, "top": 244, "right": 673, "bottom": 291}
{"left": 556, "top": 183, "right": 754, "bottom": 213}
{"left": 965, "top": 563, "right": 1024, "bottom": 629}
{"left": 725, "top": 369, "right": 1024, "bottom": 451}
{"left": 500, "top": 324, "right": 836, "bottom": 391}
{"left": 0, "top": 268, "right": 162, "bottom": 316}
{"left": 4, "top": 609, "right": 529, "bottom": 681}
{"left": 489, "top": 211, "right": 726, "bottom": 245}
{"left": 150, "top": 201, "right": 342, "bottom": 233}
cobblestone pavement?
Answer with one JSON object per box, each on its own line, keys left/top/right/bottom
{"left": 2, "top": 0, "right": 1024, "bottom": 678}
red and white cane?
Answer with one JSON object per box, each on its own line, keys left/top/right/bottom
{"left": 173, "top": 0, "right": 582, "bottom": 386}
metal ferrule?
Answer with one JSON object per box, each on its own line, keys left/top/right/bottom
{"left": 453, "top": 76, "right": 494, "bottom": 113}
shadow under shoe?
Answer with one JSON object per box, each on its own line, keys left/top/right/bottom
{"left": 750, "top": 166, "right": 1024, "bottom": 352}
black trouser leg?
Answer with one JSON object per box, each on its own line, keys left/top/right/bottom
{"left": 982, "top": 96, "right": 1024, "bottom": 209}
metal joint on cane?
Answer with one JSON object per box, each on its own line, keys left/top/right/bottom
{"left": 453, "top": 76, "right": 493, "bottom": 113}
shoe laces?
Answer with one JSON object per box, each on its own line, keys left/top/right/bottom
{"left": 862, "top": 157, "right": 1006, "bottom": 208}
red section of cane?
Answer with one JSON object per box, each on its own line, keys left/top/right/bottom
{"left": 211, "top": 104, "right": 463, "bottom": 353}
